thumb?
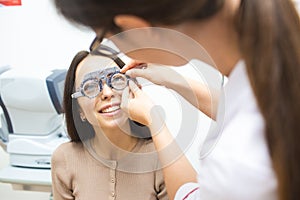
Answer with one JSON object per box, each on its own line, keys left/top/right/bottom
{"left": 128, "top": 80, "right": 141, "bottom": 96}
{"left": 121, "top": 86, "right": 130, "bottom": 113}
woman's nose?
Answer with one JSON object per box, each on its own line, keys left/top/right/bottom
{"left": 100, "top": 84, "right": 114, "bottom": 100}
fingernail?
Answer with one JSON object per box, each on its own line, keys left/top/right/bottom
{"left": 137, "top": 63, "right": 147, "bottom": 69}
{"left": 125, "top": 71, "right": 131, "bottom": 76}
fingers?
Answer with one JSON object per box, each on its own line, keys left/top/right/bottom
{"left": 128, "top": 80, "right": 141, "bottom": 95}
{"left": 121, "top": 81, "right": 140, "bottom": 110}
{"left": 122, "top": 86, "right": 129, "bottom": 101}
{"left": 120, "top": 59, "right": 146, "bottom": 73}
{"left": 121, "top": 86, "right": 130, "bottom": 113}
{"left": 125, "top": 68, "right": 144, "bottom": 78}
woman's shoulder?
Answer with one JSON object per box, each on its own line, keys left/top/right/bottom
{"left": 51, "top": 141, "right": 84, "bottom": 162}
{"left": 54, "top": 141, "right": 84, "bottom": 152}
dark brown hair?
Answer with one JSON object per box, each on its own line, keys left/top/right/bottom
{"left": 63, "top": 51, "right": 151, "bottom": 142}
{"left": 54, "top": 0, "right": 224, "bottom": 29}
{"left": 63, "top": 50, "right": 95, "bottom": 142}
{"left": 56, "top": 0, "right": 300, "bottom": 199}
{"left": 236, "top": 1, "right": 300, "bottom": 199}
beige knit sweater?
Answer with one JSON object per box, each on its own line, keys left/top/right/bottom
{"left": 51, "top": 139, "right": 168, "bottom": 200}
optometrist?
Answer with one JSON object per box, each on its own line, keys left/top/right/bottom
{"left": 54, "top": 0, "right": 300, "bottom": 200}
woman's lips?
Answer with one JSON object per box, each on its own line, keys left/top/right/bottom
{"left": 98, "top": 103, "right": 121, "bottom": 117}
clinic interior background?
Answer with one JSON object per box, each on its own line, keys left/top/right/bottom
{"left": 0, "top": 0, "right": 95, "bottom": 71}
{"left": 0, "top": 0, "right": 300, "bottom": 167}
{"left": 0, "top": 3, "right": 210, "bottom": 200}
{"left": 0, "top": 0, "right": 208, "bottom": 167}
{"left": 0, "top": 0, "right": 211, "bottom": 180}
{"left": 0, "top": 1, "right": 94, "bottom": 199}
{"left": 0, "top": 0, "right": 210, "bottom": 158}
{"left": 0, "top": 0, "right": 300, "bottom": 172}
{"left": 0, "top": 1, "right": 299, "bottom": 200}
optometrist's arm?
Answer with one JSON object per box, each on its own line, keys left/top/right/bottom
{"left": 121, "top": 81, "right": 198, "bottom": 200}
{"left": 121, "top": 61, "right": 218, "bottom": 120}
{"left": 168, "top": 76, "right": 219, "bottom": 120}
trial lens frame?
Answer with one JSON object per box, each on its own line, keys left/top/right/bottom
{"left": 89, "top": 36, "right": 125, "bottom": 69}
{"left": 71, "top": 67, "right": 131, "bottom": 99}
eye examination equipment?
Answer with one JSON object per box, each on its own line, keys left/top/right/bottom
{"left": 0, "top": 66, "right": 68, "bottom": 192}
{"left": 90, "top": 43, "right": 125, "bottom": 68}
{"left": 71, "top": 67, "right": 132, "bottom": 99}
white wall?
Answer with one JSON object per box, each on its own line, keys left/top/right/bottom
{"left": 0, "top": 0, "right": 94, "bottom": 71}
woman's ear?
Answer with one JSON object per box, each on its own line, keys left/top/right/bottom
{"left": 114, "top": 15, "right": 151, "bottom": 31}
{"left": 79, "top": 111, "right": 86, "bottom": 122}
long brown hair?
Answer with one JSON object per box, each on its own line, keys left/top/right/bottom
{"left": 237, "top": 1, "right": 300, "bottom": 199}
{"left": 55, "top": 0, "right": 300, "bottom": 198}
{"left": 63, "top": 50, "right": 95, "bottom": 142}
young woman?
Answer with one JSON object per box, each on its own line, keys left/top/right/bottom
{"left": 53, "top": 0, "right": 300, "bottom": 199}
{"left": 51, "top": 51, "right": 168, "bottom": 200}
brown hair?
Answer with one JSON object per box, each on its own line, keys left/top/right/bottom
{"left": 236, "top": 1, "right": 300, "bottom": 199}
{"left": 63, "top": 50, "right": 95, "bottom": 142}
{"left": 56, "top": 0, "right": 300, "bottom": 199}
{"left": 63, "top": 50, "right": 152, "bottom": 142}
{"left": 54, "top": 0, "right": 224, "bottom": 29}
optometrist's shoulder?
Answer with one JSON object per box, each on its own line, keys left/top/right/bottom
{"left": 54, "top": 0, "right": 300, "bottom": 200}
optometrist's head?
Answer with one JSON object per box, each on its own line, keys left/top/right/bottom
{"left": 54, "top": 0, "right": 229, "bottom": 68}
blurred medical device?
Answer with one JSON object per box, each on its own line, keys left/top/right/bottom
{"left": 0, "top": 66, "right": 68, "bottom": 192}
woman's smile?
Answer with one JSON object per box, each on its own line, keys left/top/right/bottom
{"left": 98, "top": 103, "right": 122, "bottom": 117}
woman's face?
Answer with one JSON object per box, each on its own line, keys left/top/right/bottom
{"left": 75, "top": 55, "right": 128, "bottom": 130}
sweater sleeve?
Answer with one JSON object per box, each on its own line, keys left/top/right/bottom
{"left": 51, "top": 143, "right": 74, "bottom": 200}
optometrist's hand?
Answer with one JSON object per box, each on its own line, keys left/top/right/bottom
{"left": 120, "top": 59, "right": 181, "bottom": 89}
{"left": 121, "top": 59, "right": 218, "bottom": 120}
{"left": 121, "top": 80, "right": 164, "bottom": 132}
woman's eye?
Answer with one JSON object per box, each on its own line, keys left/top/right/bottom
{"left": 111, "top": 74, "right": 127, "bottom": 89}
{"left": 83, "top": 81, "right": 99, "bottom": 96}
{"left": 106, "top": 73, "right": 113, "bottom": 78}
{"left": 85, "top": 84, "right": 97, "bottom": 91}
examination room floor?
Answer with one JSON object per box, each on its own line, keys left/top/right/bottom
{"left": 0, "top": 147, "right": 50, "bottom": 200}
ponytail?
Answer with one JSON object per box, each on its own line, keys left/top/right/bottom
{"left": 237, "top": 0, "right": 300, "bottom": 199}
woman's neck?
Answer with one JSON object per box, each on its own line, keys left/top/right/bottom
{"left": 91, "top": 123, "right": 139, "bottom": 160}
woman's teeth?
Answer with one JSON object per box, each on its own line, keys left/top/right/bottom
{"left": 101, "top": 105, "right": 120, "bottom": 113}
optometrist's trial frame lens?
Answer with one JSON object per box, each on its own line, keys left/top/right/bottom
{"left": 71, "top": 67, "right": 132, "bottom": 99}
